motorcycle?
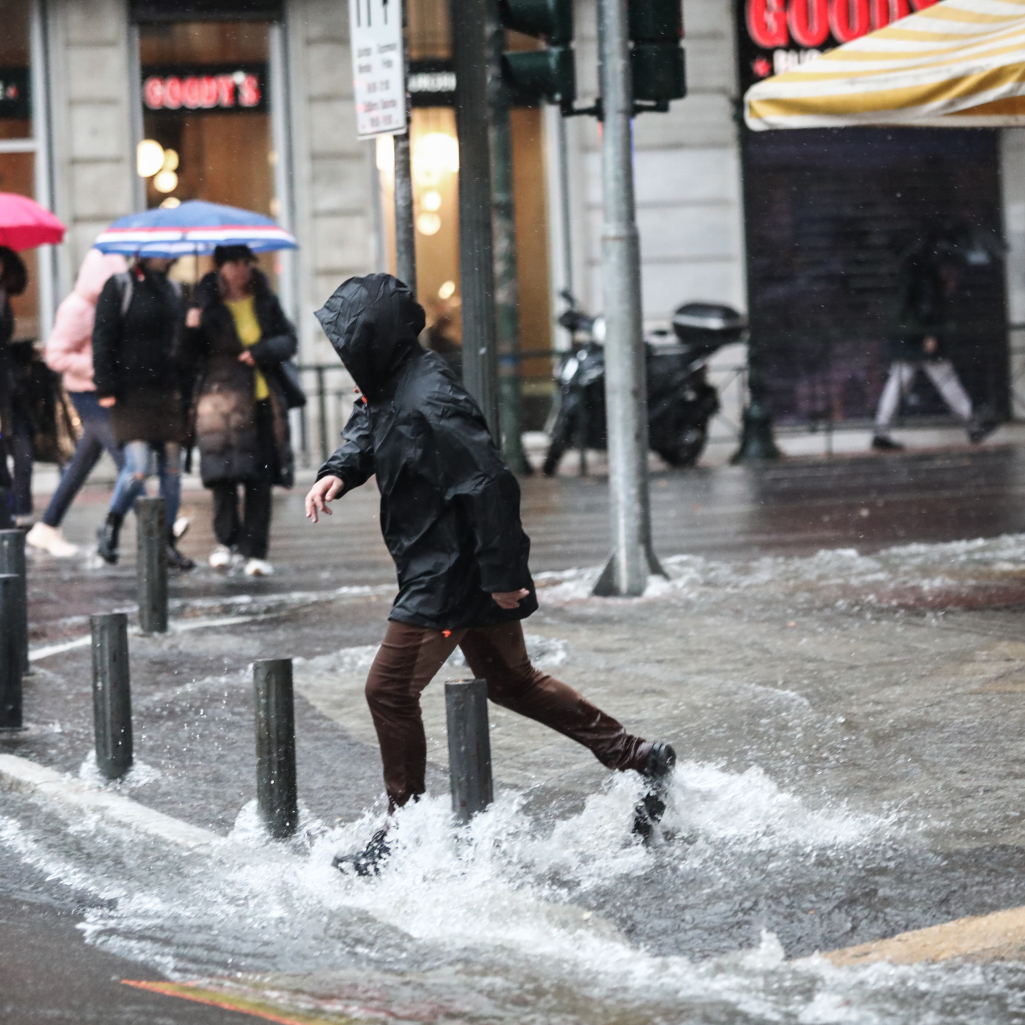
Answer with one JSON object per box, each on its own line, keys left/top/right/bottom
{"left": 542, "top": 291, "right": 746, "bottom": 476}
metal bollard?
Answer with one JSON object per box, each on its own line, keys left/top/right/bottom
{"left": 253, "top": 659, "right": 298, "bottom": 839}
{"left": 90, "top": 613, "right": 133, "bottom": 780}
{"left": 136, "top": 497, "right": 167, "bottom": 634}
{"left": 445, "top": 678, "right": 493, "bottom": 823}
{"left": 0, "top": 529, "right": 28, "bottom": 675}
{"left": 0, "top": 574, "right": 22, "bottom": 730}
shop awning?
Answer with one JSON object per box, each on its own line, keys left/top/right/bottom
{"left": 744, "top": 0, "right": 1025, "bottom": 131}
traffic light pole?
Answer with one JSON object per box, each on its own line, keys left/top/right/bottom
{"left": 487, "top": 0, "right": 530, "bottom": 474}
{"left": 451, "top": 0, "right": 501, "bottom": 438}
{"left": 592, "top": 0, "right": 662, "bottom": 597}
{"left": 394, "top": 1, "right": 416, "bottom": 295}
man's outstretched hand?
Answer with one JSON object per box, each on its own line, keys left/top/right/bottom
{"left": 305, "top": 475, "right": 345, "bottom": 523}
{"left": 491, "top": 588, "right": 529, "bottom": 610}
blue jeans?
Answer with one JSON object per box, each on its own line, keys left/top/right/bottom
{"left": 108, "top": 440, "right": 181, "bottom": 529}
{"left": 42, "top": 392, "right": 125, "bottom": 528}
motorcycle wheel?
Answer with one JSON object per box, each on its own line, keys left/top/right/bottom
{"left": 656, "top": 425, "right": 708, "bottom": 468}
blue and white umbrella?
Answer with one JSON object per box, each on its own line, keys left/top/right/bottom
{"left": 93, "top": 200, "right": 298, "bottom": 257}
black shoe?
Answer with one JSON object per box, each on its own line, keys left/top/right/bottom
{"left": 96, "top": 512, "right": 122, "bottom": 565}
{"left": 633, "top": 742, "right": 677, "bottom": 840}
{"left": 871, "top": 435, "right": 904, "bottom": 452}
{"left": 332, "top": 828, "right": 391, "bottom": 877}
{"left": 166, "top": 538, "right": 195, "bottom": 571}
{"left": 968, "top": 416, "right": 998, "bottom": 445}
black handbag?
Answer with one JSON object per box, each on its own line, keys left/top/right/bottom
{"left": 275, "top": 359, "right": 307, "bottom": 410}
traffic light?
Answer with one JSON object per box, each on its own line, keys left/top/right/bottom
{"left": 629, "top": 0, "right": 686, "bottom": 112}
{"left": 499, "top": 0, "right": 576, "bottom": 113}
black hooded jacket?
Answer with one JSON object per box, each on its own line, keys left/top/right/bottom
{"left": 315, "top": 273, "right": 537, "bottom": 631}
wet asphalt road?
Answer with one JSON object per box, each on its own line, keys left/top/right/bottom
{"left": 24, "top": 442, "right": 1025, "bottom": 645}
{"left": 8, "top": 440, "right": 1025, "bottom": 1023}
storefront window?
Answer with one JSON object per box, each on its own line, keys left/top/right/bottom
{"left": 137, "top": 20, "right": 276, "bottom": 284}
{"left": 0, "top": 0, "right": 39, "bottom": 340}
{"left": 388, "top": 0, "right": 552, "bottom": 427}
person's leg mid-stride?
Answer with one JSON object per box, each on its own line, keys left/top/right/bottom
{"left": 365, "top": 619, "right": 652, "bottom": 812}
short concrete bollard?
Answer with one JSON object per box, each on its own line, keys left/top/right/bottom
{"left": 0, "top": 529, "right": 29, "bottom": 675}
{"left": 445, "top": 678, "right": 493, "bottom": 824}
{"left": 0, "top": 574, "right": 22, "bottom": 730}
{"left": 90, "top": 613, "right": 133, "bottom": 780}
{"left": 136, "top": 497, "right": 168, "bottom": 635}
{"left": 253, "top": 659, "right": 298, "bottom": 839}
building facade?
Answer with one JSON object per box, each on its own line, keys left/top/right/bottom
{"left": 3, "top": 0, "right": 1023, "bottom": 459}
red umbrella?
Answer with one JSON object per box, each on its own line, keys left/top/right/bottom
{"left": 0, "top": 192, "right": 65, "bottom": 251}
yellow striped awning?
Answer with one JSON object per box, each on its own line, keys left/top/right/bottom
{"left": 744, "top": 0, "right": 1025, "bottom": 130}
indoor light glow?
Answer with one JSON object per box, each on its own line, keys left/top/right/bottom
{"left": 421, "top": 189, "right": 442, "bottom": 212}
{"left": 416, "top": 212, "right": 441, "bottom": 236}
{"left": 159, "top": 196, "right": 181, "bottom": 209}
{"left": 153, "top": 170, "right": 179, "bottom": 194}
{"left": 438, "top": 280, "right": 456, "bottom": 300}
{"left": 161, "top": 148, "right": 179, "bottom": 172}
{"left": 137, "top": 139, "right": 165, "bottom": 178}
{"left": 413, "top": 132, "right": 458, "bottom": 187}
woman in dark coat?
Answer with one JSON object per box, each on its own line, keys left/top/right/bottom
{"left": 93, "top": 256, "right": 193, "bottom": 569}
{"left": 181, "top": 245, "right": 297, "bottom": 576}
{"left": 0, "top": 247, "right": 34, "bottom": 527}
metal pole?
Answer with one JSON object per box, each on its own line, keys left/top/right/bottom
{"left": 0, "top": 574, "right": 21, "bottom": 730}
{"left": 394, "top": 0, "right": 417, "bottom": 295}
{"left": 487, "top": 0, "right": 529, "bottom": 474}
{"left": 592, "top": 0, "right": 661, "bottom": 598}
{"left": 253, "top": 658, "right": 298, "bottom": 839}
{"left": 316, "top": 366, "right": 328, "bottom": 465}
{"left": 445, "top": 678, "right": 493, "bottom": 823}
{"left": 0, "top": 529, "right": 28, "bottom": 674}
{"left": 90, "top": 613, "right": 132, "bottom": 780}
{"left": 451, "top": 0, "right": 501, "bottom": 437}
{"left": 136, "top": 497, "right": 168, "bottom": 635}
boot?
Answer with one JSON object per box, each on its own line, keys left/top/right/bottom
{"left": 96, "top": 512, "right": 123, "bottom": 565}
{"left": 333, "top": 828, "right": 391, "bottom": 877}
{"left": 166, "top": 533, "right": 195, "bottom": 571}
{"left": 633, "top": 742, "right": 677, "bottom": 840}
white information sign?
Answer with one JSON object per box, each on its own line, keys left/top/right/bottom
{"left": 349, "top": 0, "right": 406, "bottom": 140}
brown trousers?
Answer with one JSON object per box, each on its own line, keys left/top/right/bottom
{"left": 365, "top": 619, "right": 648, "bottom": 809}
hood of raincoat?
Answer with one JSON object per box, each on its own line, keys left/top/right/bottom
{"left": 314, "top": 273, "right": 426, "bottom": 398}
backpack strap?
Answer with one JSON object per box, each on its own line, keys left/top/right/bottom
{"left": 113, "top": 271, "right": 133, "bottom": 321}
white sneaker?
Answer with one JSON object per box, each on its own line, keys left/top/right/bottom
{"left": 25, "top": 522, "right": 78, "bottom": 558}
{"left": 243, "top": 557, "right": 274, "bottom": 577}
{"left": 208, "top": 544, "right": 233, "bottom": 569}
{"left": 173, "top": 516, "right": 190, "bottom": 540}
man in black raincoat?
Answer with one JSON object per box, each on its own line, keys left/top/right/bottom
{"left": 307, "top": 275, "right": 674, "bottom": 869}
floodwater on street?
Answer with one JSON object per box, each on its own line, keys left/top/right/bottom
{"left": 8, "top": 448, "right": 1025, "bottom": 1022}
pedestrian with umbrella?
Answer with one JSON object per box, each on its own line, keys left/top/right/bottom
{"left": 92, "top": 256, "right": 192, "bottom": 569}
{"left": 180, "top": 244, "right": 301, "bottom": 576}
{"left": 0, "top": 193, "right": 66, "bottom": 529}
{"left": 91, "top": 201, "right": 299, "bottom": 571}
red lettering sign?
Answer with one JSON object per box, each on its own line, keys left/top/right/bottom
{"left": 142, "top": 70, "right": 263, "bottom": 111}
{"left": 747, "top": 0, "right": 789, "bottom": 48}
{"left": 239, "top": 73, "right": 260, "bottom": 108}
{"left": 830, "top": 0, "right": 871, "bottom": 42}
{"left": 871, "top": 0, "right": 910, "bottom": 27}
{"left": 789, "top": 0, "right": 830, "bottom": 46}
{"left": 746, "top": 0, "right": 934, "bottom": 53}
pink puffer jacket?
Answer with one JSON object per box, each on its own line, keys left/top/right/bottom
{"left": 45, "top": 248, "right": 128, "bottom": 393}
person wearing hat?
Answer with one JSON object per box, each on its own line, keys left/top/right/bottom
{"left": 181, "top": 245, "right": 299, "bottom": 576}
